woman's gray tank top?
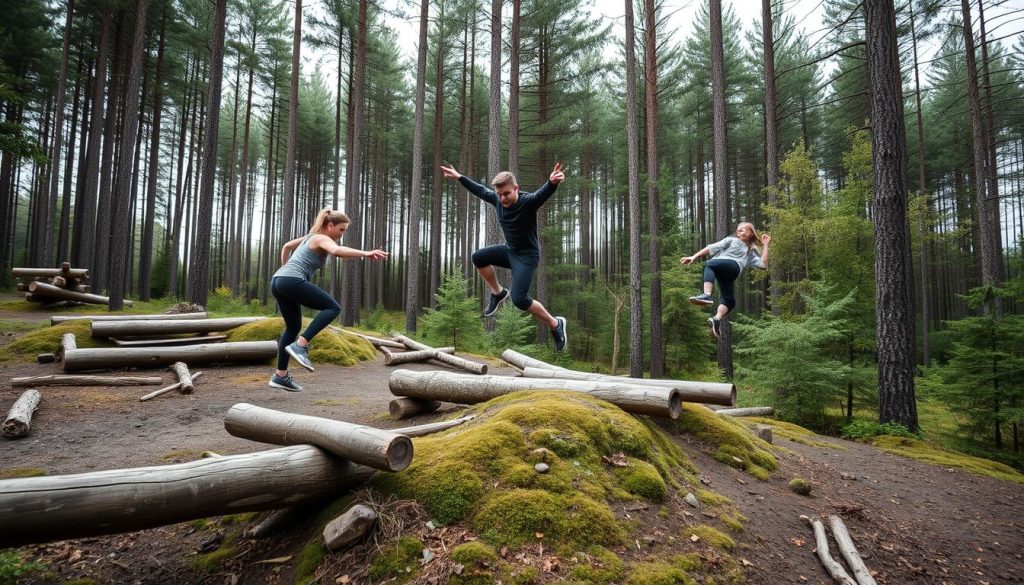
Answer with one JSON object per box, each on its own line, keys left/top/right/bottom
{"left": 273, "top": 235, "right": 328, "bottom": 280}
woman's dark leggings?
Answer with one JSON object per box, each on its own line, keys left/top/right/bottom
{"left": 271, "top": 276, "right": 341, "bottom": 370}
{"left": 704, "top": 259, "right": 741, "bottom": 314}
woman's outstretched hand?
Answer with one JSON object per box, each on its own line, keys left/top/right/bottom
{"left": 761, "top": 234, "right": 772, "bottom": 246}
{"left": 440, "top": 164, "right": 461, "bottom": 180}
{"left": 364, "top": 248, "right": 389, "bottom": 260}
{"left": 680, "top": 255, "right": 696, "bottom": 265}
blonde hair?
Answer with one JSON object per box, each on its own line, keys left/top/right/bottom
{"left": 308, "top": 208, "right": 350, "bottom": 235}
{"left": 491, "top": 171, "right": 517, "bottom": 189}
{"left": 737, "top": 222, "right": 761, "bottom": 249}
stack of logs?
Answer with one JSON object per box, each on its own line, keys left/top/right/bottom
{"left": 13, "top": 263, "right": 126, "bottom": 307}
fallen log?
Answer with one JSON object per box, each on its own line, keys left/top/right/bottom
{"left": 11, "top": 375, "right": 163, "bottom": 387}
{"left": 51, "top": 312, "right": 208, "bottom": 325}
{"left": 328, "top": 325, "right": 405, "bottom": 349}
{"left": 828, "top": 515, "right": 877, "bottom": 585}
{"left": 110, "top": 334, "right": 227, "bottom": 347}
{"left": 27, "top": 281, "right": 129, "bottom": 306}
{"left": 0, "top": 445, "right": 376, "bottom": 548}
{"left": 12, "top": 267, "right": 89, "bottom": 279}
{"left": 394, "top": 335, "right": 487, "bottom": 375}
{"left": 389, "top": 369, "right": 681, "bottom": 419}
{"left": 520, "top": 366, "right": 735, "bottom": 406}
{"left": 170, "top": 362, "right": 194, "bottom": 394}
{"left": 382, "top": 347, "right": 455, "bottom": 366}
{"left": 392, "top": 414, "right": 475, "bottom": 437}
{"left": 91, "top": 317, "right": 264, "bottom": 338}
{"left": 36, "top": 353, "right": 57, "bottom": 364}
{"left": 388, "top": 397, "right": 442, "bottom": 419}
{"left": 61, "top": 332, "right": 77, "bottom": 353}
{"left": 500, "top": 349, "right": 568, "bottom": 372}
{"left": 139, "top": 371, "right": 205, "bottom": 401}
{"left": 62, "top": 341, "right": 278, "bottom": 372}
{"left": 802, "top": 515, "right": 857, "bottom": 585}
{"left": 714, "top": 406, "right": 774, "bottom": 417}
{"left": 3, "top": 389, "right": 41, "bottom": 439}
{"left": 224, "top": 403, "right": 413, "bottom": 472}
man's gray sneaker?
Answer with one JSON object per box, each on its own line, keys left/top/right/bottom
{"left": 269, "top": 373, "right": 302, "bottom": 392}
{"left": 689, "top": 293, "right": 714, "bottom": 306}
{"left": 551, "top": 316, "right": 568, "bottom": 352}
{"left": 286, "top": 342, "right": 315, "bottom": 371}
{"left": 483, "top": 288, "right": 509, "bottom": 317}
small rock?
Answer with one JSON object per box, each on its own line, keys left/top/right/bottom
{"left": 699, "top": 475, "right": 712, "bottom": 485}
{"left": 535, "top": 463, "right": 550, "bottom": 474}
{"left": 840, "top": 472, "right": 857, "bottom": 481}
{"left": 425, "top": 520, "right": 436, "bottom": 531}
{"left": 422, "top": 548, "right": 434, "bottom": 563}
{"left": 323, "top": 504, "right": 377, "bottom": 552}
{"left": 684, "top": 493, "right": 699, "bottom": 508}
{"left": 788, "top": 478, "right": 812, "bottom": 496}
{"left": 452, "top": 564, "right": 464, "bottom": 575}
{"left": 754, "top": 424, "right": 773, "bottom": 443}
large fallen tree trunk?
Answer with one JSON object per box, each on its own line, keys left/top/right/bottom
{"left": 520, "top": 367, "right": 735, "bottom": 406}
{"left": 11, "top": 375, "right": 163, "bottom": 387}
{"left": 389, "top": 369, "right": 681, "bottom": 419}
{"left": 91, "top": 317, "right": 264, "bottom": 338}
{"left": 62, "top": 341, "right": 278, "bottom": 372}
{"left": 3, "top": 389, "right": 41, "bottom": 439}
{"left": 27, "top": 281, "right": 129, "bottom": 306}
{"left": 52, "top": 312, "right": 207, "bottom": 325}
{"left": 224, "top": 403, "right": 413, "bottom": 472}
{"left": 393, "top": 335, "right": 487, "bottom": 374}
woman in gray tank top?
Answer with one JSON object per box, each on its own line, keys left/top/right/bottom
{"left": 268, "top": 209, "right": 388, "bottom": 392}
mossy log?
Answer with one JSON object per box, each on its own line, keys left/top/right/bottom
{"left": 139, "top": 371, "right": 205, "bottom": 401}
{"left": 12, "top": 267, "right": 89, "bottom": 279}
{"left": 520, "top": 366, "right": 735, "bottom": 406}
{"left": 393, "top": 335, "right": 487, "bottom": 374}
{"left": 389, "top": 369, "right": 681, "bottom": 419}
{"left": 3, "top": 389, "right": 41, "bottom": 439}
{"left": 500, "top": 348, "right": 568, "bottom": 371}
{"left": 388, "top": 397, "right": 442, "bottom": 419}
{"left": 803, "top": 515, "right": 858, "bottom": 585}
{"left": 714, "top": 406, "right": 774, "bottom": 417}
{"left": 828, "top": 515, "right": 877, "bottom": 585}
{"left": 27, "top": 281, "right": 128, "bottom": 306}
{"left": 11, "top": 375, "right": 163, "bottom": 387}
{"left": 382, "top": 347, "right": 455, "bottom": 366}
{"left": 90, "top": 317, "right": 264, "bottom": 338}
{"left": 62, "top": 341, "right": 278, "bottom": 372}
{"left": 224, "top": 403, "right": 413, "bottom": 472}
{"left": 51, "top": 312, "right": 207, "bottom": 325}
{"left": 0, "top": 445, "right": 376, "bottom": 548}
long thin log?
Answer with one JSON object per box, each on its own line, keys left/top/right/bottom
{"left": 394, "top": 335, "right": 487, "bottom": 375}
{"left": 224, "top": 403, "right": 413, "bottom": 472}
{"left": 91, "top": 317, "right": 264, "bottom": 338}
{"left": 520, "top": 367, "right": 735, "bottom": 406}
{"left": 501, "top": 349, "right": 568, "bottom": 372}
{"left": 110, "top": 335, "right": 227, "bottom": 347}
{"left": 62, "top": 341, "right": 278, "bottom": 372}
{"left": 52, "top": 312, "right": 207, "bottom": 325}
{"left": 28, "top": 281, "right": 129, "bottom": 306}
{"left": 392, "top": 414, "right": 476, "bottom": 437}
{"left": 0, "top": 445, "right": 376, "bottom": 548}
{"left": 328, "top": 325, "right": 405, "bottom": 348}
{"left": 11, "top": 375, "right": 163, "bottom": 387}
{"left": 828, "top": 516, "right": 877, "bottom": 585}
{"left": 3, "top": 389, "right": 41, "bottom": 439}
{"left": 139, "top": 371, "right": 205, "bottom": 401}
{"left": 802, "top": 515, "right": 857, "bottom": 585}
{"left": 389, "top": 369, "right": 681, "bottom": 419}
{"left": 388, "top": 397, "right": 442, "bottom": 419}
{"left": 170, "top": 362, "right": 194, "bottom": 394}
{"left": 383, "top": 347, "right": 455, "bottom": 366}
{"left": 12, "top": 267, "right": 89, "bottom": 278}
{"left": 715, "top": 406, "right": 775, "bottom": 417}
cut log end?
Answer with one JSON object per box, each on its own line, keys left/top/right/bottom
{"left": 385, "top": 436, "right": 414, "bottom": 472}
{"left": 388, "top": 397, "right": 441, "bottom": 419}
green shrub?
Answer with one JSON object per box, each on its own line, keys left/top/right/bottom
{"left": 0, "top": 550, "right": 44, "bottom": 583}
{"left": 840, "top": 420, "right": 918, "bottom": 441}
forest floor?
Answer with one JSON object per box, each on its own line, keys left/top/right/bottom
{"left": 0, "top": 303, "right": 1022, "bottom": 585}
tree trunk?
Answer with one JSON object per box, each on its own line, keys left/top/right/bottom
{"left": 624, "top": 0, "right": 644, "bottom": 378}
{"left": 281, "top": 0, "right": 301, "bottom": 247}
{"left": 42, "top": 0, "right": 75, "bottom": 266}
{"left": 52, "top": 312, "right": 206, "bottom": 325}
{"left": 139, "top": 9, "right": 166, "bottom": 302}
{"left": 428, "top": 1, "right": 447, "bottom": 308}
{"left": 762, "top": 0, "right": 782, "bottom": 315}
{"left": 644, "top": 0, "right": 664, "bottom": 377}
{"left": 405, "top": 0, "right": 429, "bottom": 332}
{"left": 342, "top": 0, "right": 368, "bottom": 325}
{"left": 11, "top": 375, "right": 162, "bottom": 387}
{"left": 710, "top": 0, "right": 733, "bottom": 378}
{"left": 90, "top": 316, "right": 264, "bottom": 338}
{"left": 3, "top": 389, "right": 42, "bottom": 439}
{"left": 223, "top": 403, "right": 413, "bottom": 472}
{"left": 388, "top": 397, "right": 441, "bottom": 419}
{"left": 909, "top": 6, "right": 930, "bottom": 366}
{"left": 62, "top": 341, "right": 278, "bottom": 371}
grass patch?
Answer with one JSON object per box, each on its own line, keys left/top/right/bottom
{"left": 3, "top": 320, "right": 110, "bottom": 361}
{"left": 0, "top": 468, "right": 47, "bottom": 479}
{"left": 867, "top": 435, "right": 1024, "bottom": 484}
{"left": 625, "top": 558, "right": 697, "bottom": 585}
{"left": 367, "top": 536, "right": 423, "bottom": 583}
{"left": 225, "top": 318, "right": 375, "bottom": 366}
{"left": 686, "top": 525, "right": 736, "bottom": 551}
{"left": 0, "top": 318, "right": 46, "bottom": 333}
{"left": 675, "top": 404, "right": 777, "bottom": 480}
{"left": 0, "top": 550, "right": 45, "bottom": 583}
{"left": 569, "top": 546, "right": 625, "bottom": 584}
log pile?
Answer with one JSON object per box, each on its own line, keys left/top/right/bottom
{"left": 14, "top": 263, "right": 130, "bottom": 307}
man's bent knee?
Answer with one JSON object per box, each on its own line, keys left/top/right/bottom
{"left": 511, "top": 293, "right": 533, "bottom": 311}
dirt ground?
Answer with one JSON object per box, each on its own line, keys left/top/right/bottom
{"left": 1, "top": 308, "right": 1022, "bottom": 584}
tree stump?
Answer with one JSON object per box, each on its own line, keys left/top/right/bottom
{"left": 3, "top": 389, "right": 41, "bottom": 439}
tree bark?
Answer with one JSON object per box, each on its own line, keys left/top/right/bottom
{"left": 501, "top": 348, "right": 568, "bottom": 371}
{"left": 3, "top": 389, "right": 41, "bottom": 439}
{"left": 644, "top": 0, "right": 664, "bottom": 377}
{"left": 62, "top": 341, "right": 278, "bottom": 372}
{"left": 710, "top": 0, "right": 733, "bottom": 377}
{"left": 828, "top": 515, "right": 878, "bottom": 585}
{"left": 803, "top": 515, "right": 858, "bottom": 585}
{"left": 519, "top": 367, "right": 735, "bottom": 406}
{"left": 405, "top": 0, "right": 429, "bottom": 332}
{"left": 51, "top": 312, "right": 207, "bottom": 325}
{"left": 394, "top": 335, "right": 487, "bottom": 374}
{"left": 388, "top": 397, "right": 442, "bottom": 419}
{"left": 90, "top": 317, "right": 263, "bottom": 338}
{"left": 11, "top": 375, "right": 162, "bottom": 387}
{"left": 624, "top": 0, "right": 644, "bottom": 377}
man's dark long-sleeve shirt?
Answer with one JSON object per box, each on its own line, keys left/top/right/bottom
{"left": 458, "top": 176, "right": 558, "bottom": 256}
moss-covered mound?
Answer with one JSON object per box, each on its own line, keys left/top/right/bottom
{"left": 225, "top": 318, "right": 375, "bottom": 366}
{"left": 376, "top": 391, "right": 694, "bottom": 553}
{"left": 869, "top": 435, "right": 1024, "bottom": 484}
{"left": 4, "top": 320, "right": 111, "bottom": 360}
{"left": 675, "top": 403, "right": 777, "bottom": 480}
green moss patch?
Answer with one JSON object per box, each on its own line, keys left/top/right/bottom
{"left": 687, "top": 525, "right": 735, "bottom": 551}
{"left": 190, "top": 544, "right": 237, "bottom": 572}
{"left": 625, "top": 558, "right": 698, "bottom": 585}
{"left": 449, "top": 542, "right": 499, "bottom": 585}
{"left": 225, "top": 318, "right": 375, "bottom": 366}
{"left": 367, "top": 536, "right": 423, "bottom": 582}
{"left": 4, "top": 321, "right": 109, "bottom": 360}
{"left": 569, "top": 546, "right": 625, "bottom": 584}
{"left": 675, "top": 404, "right": 777, "bottom": 480}
{"left": 869, "top": 436, "right": 1024, "bottom": 484}
{"left": 0, "top": 468, "right": 47, "bottom": 479}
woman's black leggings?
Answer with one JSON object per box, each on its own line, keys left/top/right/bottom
{"left": 703, "top": 259, "right": 741, "bottom": 314}
{"left": 271, "top": 276, "right": 341, "bottom": 370}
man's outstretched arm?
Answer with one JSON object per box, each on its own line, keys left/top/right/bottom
{"left": 529, "top": 161, "right": 565, "bottom": 208}
{"left": 440, "top": 164, "right": 498, "bottom": 205}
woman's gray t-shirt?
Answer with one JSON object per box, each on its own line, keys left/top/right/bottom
{"left": 273, "top": 235, "right": 328, "bottom": 281}
{"left": 707, "top": 236, "right": 765, "bottom": 274}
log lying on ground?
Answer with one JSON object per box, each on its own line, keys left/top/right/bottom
{"left": 110, "top": 334, "right": 227, "bottom": 347}
{"left": 391, "top": 414, "right": 475, "bottom": 437}
{"left": 12, "top": 267, "right": 89, "bottom": 279}
{"left": 500, "top": 349, "right": 568, "bottom": 372}
{"left": 27, "top": 281, "right": 130, "bottom": 306}
{"left": 389, "top": 369, "right": 681, "bottom": 419}
{"left": 328, "top": 325, "right": 405, "bottom": 349}
{"left": 139, "top": 371, "right": 204, "bottom": 401}
{"left": 170, "top": 362, "right": 194, "bottom": 394}
{"left": 0, "top": 445, "right": 376, "bottom": 548}
{"left": 59, "top": 333, "right": 77, "bottom": 358}
{"left": 11, "top": 374, "right": 163, "bottom": 387}
{"left": 714, "top": 406, "right": 774, "bottom": 417}
{"left": 224, "top": 403, "right": 413, "bottom": 472}
{"left": 381, "top": 346, "right": 455, "bottom": 366}
{"left": 62, "top": 341, "right": 278, "bottom": 372}
{"left": 388, "top": 397, "right": 442, "bottom": 419}
{"left": 520, "top": 366, "right": 735, "bottom": 406}
{"left": 802, "top": 515, "right": 857, "bottom": 585}
{"left": 52, "top": 312, "right": 207, "bottom": 325}
{"left": 91, "top": 317, "right": 264, "bottom": 338}
{"left": 3, "top": 389, "right": 41, "bottom": 439}
{"left": 36, "top": 353, "right": 57, "bottom": 364}
{"left": 828, "top": 515, "right": 877, "bottom": 585}
{"left": 394, "top": 335, "right": 487, "bottom": 374}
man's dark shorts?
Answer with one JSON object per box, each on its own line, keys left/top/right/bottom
{"left": 472, "top": 244, "right": 538, "bottom": 311}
